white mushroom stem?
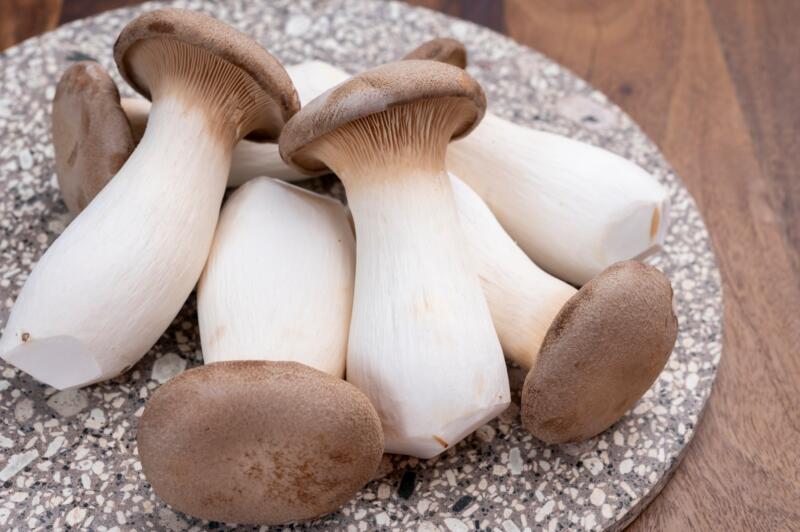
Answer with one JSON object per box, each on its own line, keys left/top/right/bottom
{"left": 0, "top": 97, "right": 232, "bottom": 389}
{"left": 197, "top": 177, "right": 354, "bottom": 377}
{"left": 122, "top": 59, "right": 669, "bottom": 285}
{"left": 450, "top": 174, "right": 576, "bottom": 369}
{"left": 447, "top": 113, "right": 670, "bottom": 285}
{"left": 121, "top": 61, "right": 350, "bottom": 186}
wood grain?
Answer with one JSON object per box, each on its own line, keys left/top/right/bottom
{"left": 1, "top": 1, "right": 799, "bottom": 530}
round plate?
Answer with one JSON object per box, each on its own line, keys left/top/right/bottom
{"left": 0, "top": 1, "right": 723, "bottom": 530}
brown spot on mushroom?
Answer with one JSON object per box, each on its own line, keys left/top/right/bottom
{"left": 650, "top": 207, "right": 661, "bottom": 239}
{"left": 147, "top": 21, "right": 174, "bottom": 34}
{"left": 521, "top": 260, "right": 678, "bottom": 443}
{"left": 20, "top": 332, "right": 30, "bottom": 343}
{"left": 433, "top": 435, "right": 449, "bottom": 448}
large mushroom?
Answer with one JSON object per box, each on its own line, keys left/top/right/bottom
{"left": 139, "top": 177, "right": 382, "bottom": 525}
{"left": 280, "top": 60, "right": 511, "bottom": 458}
{"left": 450, "top": 175, "right": 678, "bottom": 443}
{"left": 0, "top": 9, "right": 299, "bottom": 389}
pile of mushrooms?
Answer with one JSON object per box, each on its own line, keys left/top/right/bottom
{"left": 0, "top": 8, "right": 679, "bottom": 526}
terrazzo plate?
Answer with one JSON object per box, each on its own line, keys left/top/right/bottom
{"left": 0, "top": 0, "right": 723, "bottom": 530}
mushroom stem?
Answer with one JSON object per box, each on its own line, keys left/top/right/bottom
{"left": 0, "top": 9, "right": 298, "bottom": 389}
{"left": 448, "top": 112, "right": 670, "bottom": 285}
{"left": 198, "top": 177, "right": 355, "bottom": 376}
{"left": 449, "top": 173, "right": 575, "bottom": 369}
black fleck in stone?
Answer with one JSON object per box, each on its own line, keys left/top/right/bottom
{"left": 452, "top": 495, "right": 474, "bottom": 513}
{"left": 66, "top": 51, "right": 97, "bottom": 62}
{"left": 398, "top": 470, "right": 417, "bottom": 499}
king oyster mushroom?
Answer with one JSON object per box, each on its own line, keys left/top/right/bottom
{"left": 280, "top": 60, "right": 511, "bottom": 458}
{"left": 139, "top": 177, "right": 382, "bottom": 525}
{"left": 450, "top": 175, "right": 678, "bottom": 443}
{"left": 0, "top": 9, "right": 299, "bottom": 389}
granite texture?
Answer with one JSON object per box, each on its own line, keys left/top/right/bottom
{"left": 0, "top": 0, "right": 723, "bottom": 530}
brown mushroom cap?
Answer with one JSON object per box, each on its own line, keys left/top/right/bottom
{"left": 403, "top": 37, "right": 468, "bottom": 69}
{"left": 521, "top": 261, "right": 678, "bottom": 444}
{"left": 114, "top": 8, "right": 299, "bottom": 142}
{"left": 138, "top": 360, "right": 383, "bottom": 525}
{"left": 51, "top": 62, "right": 136, "bottom": 214}
{"left": 279, "top": 59, "right": 486, "bottom": 175}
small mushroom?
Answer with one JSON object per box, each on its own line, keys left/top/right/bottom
{"left": 0, "top": 9, "right": 299, "bottom": 389}
{"left": 402, "top": 37, "right": 467, "bottom": 68}
{"left": 139, "top": 177, "right": 382, "bottom": 525}
{"left": 279, "top": 60, "right": 510, "bottom": 459}
{"left": 450, "top": 175, "right": 678, "bottom": 443}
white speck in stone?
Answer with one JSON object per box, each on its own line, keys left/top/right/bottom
{"left": 44, "top": 436, "right": 66, "bottom": 458}
{"left": 14, "top": 398, "right": 34, "bottom": 421}
{"left": 463, "top": 503, "right": 480, "bottom": 517}
{"left": 285, "top": 15, "right": 311, "bottom": 36}
{"left": 590, "top": 488, "right": 606, "bottom": 506}
{"left": 628, "top": 432, "right": 640, "bottom": 446}
{"left": 353, "top": 509, "right": 366, "bottom": 519}
{"left": 0, "top": 449, "right": 38, "bottom": 481}
{"left": 65, "top": 506, "right": 87, "bottom": 526}
{"left": 633, "top": 401, "right": 650, "bottom": 415}
{"left": 602, "top": 504, "right": 613, "bottom": 519}
{"left": 475, "top": 424, "right": 495, "bottom": 442}
{"left": 10, "top": 491, "right": 27, "bottom": 502}
{"left": 158, "top": 508, "right": 188, "bottom": 531}
{"left": 538, "top": 460, "right": 551, "bottom": 472}
{"left": 47, "top": 389, "right": 88, "bottom": 417}
{"left": 548, "top": 517, "right": 559, "bottom": 532}
{"left": 584, "top": 512, "right": 597, "bottom": 530}
{"left": 0, "top": 380, "right": 9, "bottom": 391}
{"left": 81, "top": 473, "right": 91, "bottom": 490}
{"left": 18, "top": 149, "right": 33, "bottom": 170}
{"left": 686, "top": 373, "right": 699, "bottom": 390}
{"left": 445, "top": 469, "right": 457, "bottom": 486}
{"left": 619, "top": 459, "right": 633, "bottom": 474}
{"left": 417, "top": 498, "right": 431, "bottom": 514}
{"left": 418, "top": 522, "right": 439, "bottom": 532}
{"left": 613, "top": 430, "right": 624, "bottom": 446}
{"left": 377, "top": 483, "right": 391, "bottom": 499}
{"left": 85, "top": 408, "right": 106, "bottom": 430}
{"left": 584, "top": 457, "right": 604, "bottom": 476}
{"left": 502, "top": 520, "right": 521, "bottom": 532}
{"left": 508, "top": 447, "right": 523, "bottom": 475}
{"left": 493, "top": 464, "right": 507, "bottom": 476}
{"left": 535, "top": 500, "right": 555, "bottom": 523}
{"left": 151, "top": 353, "right": 187, "bottom": 383}
{"left": 375, "top": 512, "right": 391, "bottom": 526}
{"left": 444, "top": 517, "right": 469, "bottom": 532}
{"left": 450, "top": 21, "right": 470, "bottom": 40}
{"left": 0, "top": 435, "right": 13, "bottom": 448}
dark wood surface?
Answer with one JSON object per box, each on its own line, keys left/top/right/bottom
{"left": 1, "top": 1, "right": 798, "bottom": 530}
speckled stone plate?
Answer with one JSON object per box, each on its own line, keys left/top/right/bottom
{"left": 0, "top": 1, "right": 723, "bottom": 530}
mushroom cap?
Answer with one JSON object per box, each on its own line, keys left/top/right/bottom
{"left": 279, "top": 59, "right": 486, "bottom": 174}
{"left": 113, "top": 8, "right": 299, "bottom": 142}
{"left": 403, "top": 37, "right": 468, "bottom": 69}
{"left": 138, "top": 360, "right": 384, "bottom": 525}
{"left": 521, "top": 261, "right": 678, "bottom": 443}
{"left": 51, "top": 61, "right": 136, "bottom": 214}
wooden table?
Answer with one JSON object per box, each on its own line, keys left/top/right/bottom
{"left": 2, "top": 1, "right": 799, "bottom": 529}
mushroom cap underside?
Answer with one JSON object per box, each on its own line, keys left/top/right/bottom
{"left": 279, "top": 59, "right": 486, "bottom": 174}
{"left": 114, "top": 8, "right": 299, "bottom": 142}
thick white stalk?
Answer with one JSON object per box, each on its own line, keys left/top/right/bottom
{"left": 0, "top": 97, "right": 230, "bottom": 389}
{"left": 449, "top": 174, "right": 576, "bottom": 369}
{"left": 197, "top": 177, "right": 354, "bottom": 377}
{"left": 345, "top": 169, "right": 510, "bottom": 458}
{"left": 448, "top": 113, "right": 670, "bottom": 285}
